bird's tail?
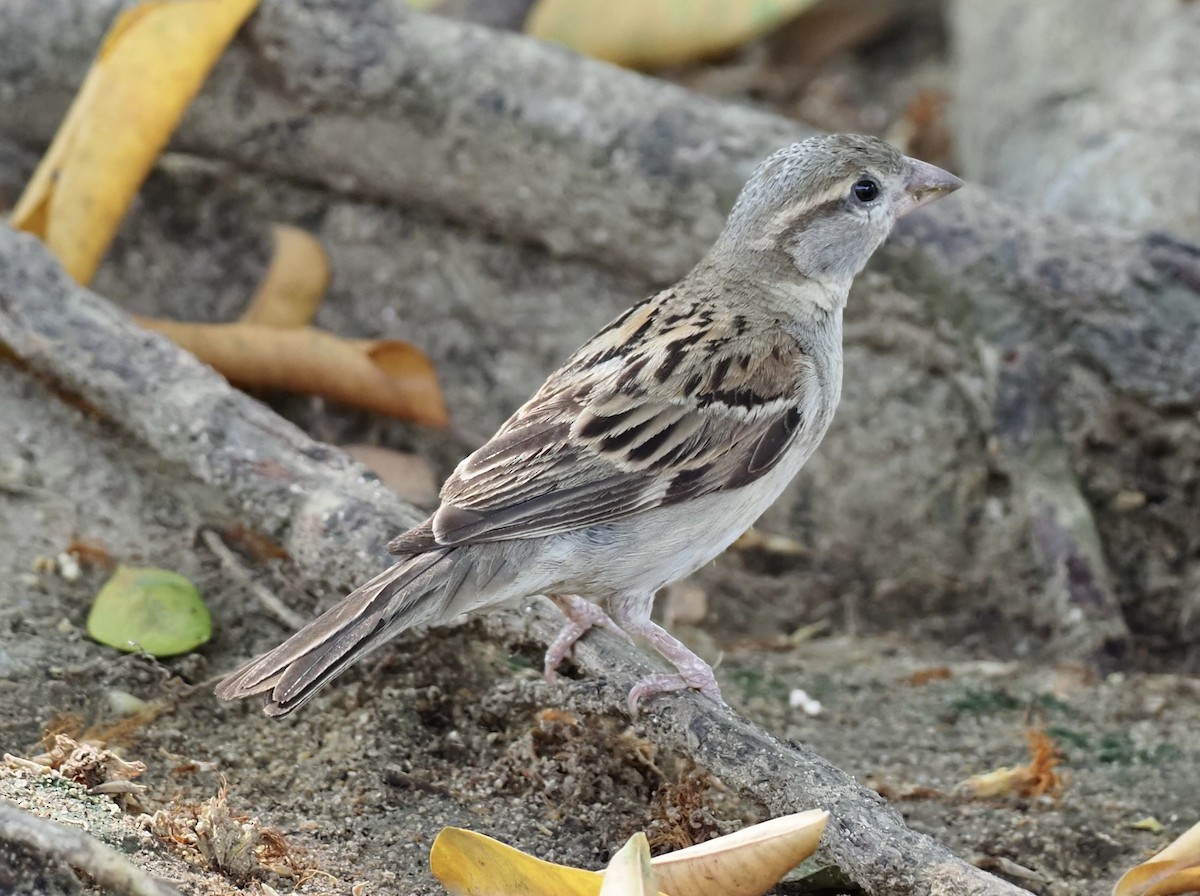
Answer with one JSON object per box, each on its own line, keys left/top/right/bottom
{"left": 216, "top": 544, "right": 507, "bottom": 717}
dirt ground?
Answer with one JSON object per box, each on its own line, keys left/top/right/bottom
{"left": 3, "top": 4, "right": 1199, "bottom": 896}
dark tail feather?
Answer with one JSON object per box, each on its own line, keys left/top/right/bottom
{"left": 215, "top": 550, "right": 452, "bottom": 717}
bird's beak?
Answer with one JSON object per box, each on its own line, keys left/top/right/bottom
{"left": 897, "top": 157, "right": 963, "bottom": 216}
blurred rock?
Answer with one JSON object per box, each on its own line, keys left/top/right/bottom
{"left": 950, "top": 0, "right": 1200, "bottom": 242}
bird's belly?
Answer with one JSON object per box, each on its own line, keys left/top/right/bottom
{"left": 543, "top": 449, "right": 810, "bottom": 599}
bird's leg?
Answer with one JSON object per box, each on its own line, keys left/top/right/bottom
{"left": 609, "top": 592, "right": 726, "bottom": 714}
{"left": 543, "top": 594, "right": 629, "bottom": 683}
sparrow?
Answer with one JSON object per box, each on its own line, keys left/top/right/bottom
{"left": 217, "top": 134, "right": 962, "bottom": 718}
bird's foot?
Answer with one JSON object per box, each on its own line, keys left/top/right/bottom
{"left": 626, "top": 660, "right": 725, "bottom": 716}
{"left": 614, "top": 613, "right": 726, "bottom": 714}
{"left": 543, "top": 594, "right": 628, "bottom": 683}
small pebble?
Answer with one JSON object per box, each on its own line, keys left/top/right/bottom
{"left": 788, "top": 688, "right": 823, "bottom": 716}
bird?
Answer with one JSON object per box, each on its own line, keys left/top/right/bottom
{"left": 216, "top": 133, "right": 962, "bottom": 718}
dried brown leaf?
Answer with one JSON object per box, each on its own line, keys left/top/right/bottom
{"left": 240, "top": 225, "right": 330, "bottom": 328}
{"left": 135, "top": 319, "right": 449, "bottom": 427}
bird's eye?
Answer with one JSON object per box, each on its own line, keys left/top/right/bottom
{"left": 852, "top": 177, "right": 881, "bottom": 204}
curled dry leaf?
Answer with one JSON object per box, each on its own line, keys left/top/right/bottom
{"left": 430, "top": 827, "right": 601, "bottom": 896}
{"left": 9, "top": 0, "right": 260, "bottom": 283}
{"left": 661, "top": 581, "right": 709, "bottom": 628}
{"left": 430, "top": 809, "right": 827, "bottom": 896}
{"left": 239, "top": 225, "right": 330, "bottom": 328}
{"left": 134, "top": 319, "right": 449, "bottom": 428}
{"left": 600, "top": 833, "right": 658, "bottom": 896}
{"left": 343, "top": 444, "right": 440, "bottom": 506}
{"left": 31, "top": 733, "right": 147, "bottom": 791}
{"left": 954, "top": 730, "right": 1064, "bottom": 801}
{"left": 730, "top": 528, "right": 807, "bottom": 556}
{"left": 1113, "top": 820, "right": 1200, "bottom": 896}
{"left": 652, "top": 809, "right": 828, "bottom": 896}
{"left": 526, "top": 0, "right": 819, "bottom": 69}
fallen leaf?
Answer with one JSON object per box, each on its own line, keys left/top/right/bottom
{"left": 955, "top": 730, "right": 1064, "bottom": 800}
{"left": 601, "top": 833, "right": 657, "bottom": 896}
{"left": 10, "top": 0, "right": 260, "bottom": 283}
{"left": 134, "top": 319, "right": 449, "bottom": 427}
{"left": 239, "top": 225, "right": 330, "bottom": 328}
{"left": 908, "top": 666, "right": 953, "bottom": 687}
{"left": 652, "top": 809, "right": 827, "bottom": 896}
{"left": 526, "top": 0, "right": 819, "bottom": 69}
{"left": 1132, "top": 818, "right": 1168, "bottom": 835}
{"left": 87, "top": 565, "right": 212, "bottom": 657}
{"left": 730, "top": 528, "right": 807, "bottom": 556}
{"left": 430, "top": 827, "right": 601, "bottom": 896}
{"left": 430, "top": 810, "right": 827, "bottom": 896}
{"left": 661, "top": 582, "right": 709, "bottom": 628}
{"left": 343, "top": 444, "right": 440, "bottom": 506}
{"left": 1114, "top": 820, "right": 1200, "bottom": 896}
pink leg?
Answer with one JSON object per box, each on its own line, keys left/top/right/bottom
{"left": 609, "top": 592, "right": 725, "bottom": 714}
{"left": 543, "top": 594, "right": 629, "bottom": 683}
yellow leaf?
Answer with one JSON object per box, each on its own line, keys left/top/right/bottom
{"left": 525, "top": 0, "right": 819, "bottom": 69}
{"left": 430, "top": 828, "right": 603, "bottom": 896}
{"left": 9, "top": 0, "right": 260, "bottom": 283}
{"left": 430, "top": 812, "right": 827, "bottom": 896}
{"left": 601, "top": 833, "right": 657, "bottom": 896}
{"left": 240, "top": 225, "right": 331, "bottom": 328}
{"left": 653, "top": 809, "right": 828, "bottom": 896}
{"left": 1131, "top": 818, "right": 1167, "bottom": 834}
{"left": 1114, "top": 821, "right": 1200, "bottom": 896}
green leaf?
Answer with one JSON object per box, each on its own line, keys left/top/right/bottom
{"left": 87, "top": 565, "right": 212, "bottom": 657}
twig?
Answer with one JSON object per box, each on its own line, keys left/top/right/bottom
{"left": 199, "top": 529, "right": 306, "bottom": 631}
{"left": 0, "top": 801, "right": 181, "bottom": 896}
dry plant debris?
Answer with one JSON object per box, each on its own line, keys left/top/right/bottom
{"left": 490, "top": 709, "right": 662, "bottom": 807}
{"left": 4, "top": 733, "right": 146, "bottom": 795}
{"left": 146, "top": 783, "right": 316, "bottom": 882}
{"left": 646, "top": 761, "right": 723, "bottom": 852}
{"left": 66, "top": 537, "right": 116, "bottom": 570}
{"left": 955, "top": 729, "right": 1065, "bottom": 801}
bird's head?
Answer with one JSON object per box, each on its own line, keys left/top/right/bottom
{"left": 714, "top": 134, "right": 962, "bottom": 289}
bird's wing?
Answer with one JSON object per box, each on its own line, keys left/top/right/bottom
{"left": 391, "top": 295, "right": 823, "bottom": 551}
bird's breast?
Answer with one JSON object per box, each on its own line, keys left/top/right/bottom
{"left": 544, "top": 416, "right": 833, "bottom": 599}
